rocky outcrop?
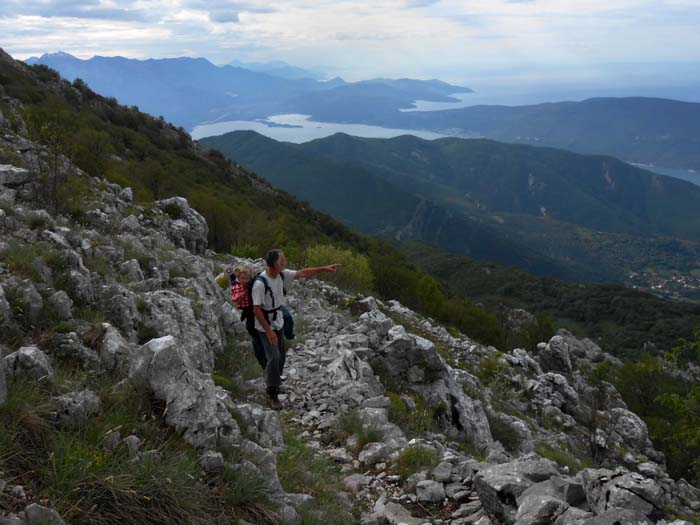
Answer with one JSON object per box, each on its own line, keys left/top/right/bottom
{"left": 155, "top": 197, "right": 208, "bottom": 255}
{"left": 4, "top": 346, "right": 54, "bottom": 384}
{"left": 474, "top": 458, "right": 560, "bottom": 524}
{"left": 49, "top": 389, "right": 100, "bottom": 429}
{"left": 128, "top": 335, "right": 240, "bottom": 449}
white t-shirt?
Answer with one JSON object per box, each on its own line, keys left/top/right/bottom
{"left": 252, "top": 269, "right": 297, "bottom": 331}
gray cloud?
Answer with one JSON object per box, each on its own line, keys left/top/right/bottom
{"left": 0, "top": 0, "right": 154, "bottom": 21}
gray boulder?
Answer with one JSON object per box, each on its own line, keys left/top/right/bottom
{"left": 515, "top": 495, "right": 569, "bottom": 525}
{"left": 6, "top": 279, "right": 43, "bottom": 325}
{"left": 24, "top": 503, "right": 66, "bottom": 525}
{"left": 518, "top": 477, "right": 587, "bottom": 508}
{"left": 416, "top": 479, "right": 446, "bottom": 503}
{"left": 474, "top": 459, "right": 560, "bottom": 524}
{"left": 374, "top": 502, "right": 424, "bottom": 525}
{"left": 539, "top": 335, "right": 573, "bottom": 374}
{"left": 553, "top": 508, "right": 594, "bottom": 525}
{"left": 579, "top": 468, "right": 664, "bottom": 520}
{"left": 526, "top": 373, "right": 580, "bottom": 416}
{"left": 128, "top": 335, "right": 240, "bottom": 449}
{"left": 119, "top": 259, "right": 144, "bottom": 282}
{"left": 48, "top": 290, "right": 73, "bottom": 321}
{"left": 4, "top": 346, "right": 54, "bottom": 383}
{"left": 230, "top": 403, "right": 284, "bottom": 450}
{"left": 63, "top": 269, "right": 95, "bottom": 305}
{"left": 580, "top": 508, "right": 653, "bottom": 525}
{"left": 200, "top": 451, "right": 224, "bottom": 473}
{"left": 99, "top": 323, "right": 132, "bottom": 370}
{"left": 607, "top": 408, "right": 660, "bottom": 461}
{"left": 156, "top": 197, "right": 208, "bottom": 255}
{"left": 138, "top": 290, "right": 214, "bottom": 373}
{"left": 0, "top": 165, "right": 31, "bottom": 187}
{"left": 343, "top": 473, "right": 371, "bottom": 493}
{"left": 359, "top": 309, "right": 394, "bottom": 342}
{"left": 51, "top": 331, "right": 100, "bottom": 369}
{"left": 50, "top": 389, "right": 100, "bottom": 429}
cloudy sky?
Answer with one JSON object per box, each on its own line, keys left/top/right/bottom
{"left": 1, "top": 0, "right": 699, "bottom": 85}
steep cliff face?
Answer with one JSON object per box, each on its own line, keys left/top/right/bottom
{"left": 1, "top": 110, "right": 699, "bottom": 525}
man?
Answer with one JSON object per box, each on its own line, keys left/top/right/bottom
{"left": 253, "top": 249, "right": 340, "bottom": 409}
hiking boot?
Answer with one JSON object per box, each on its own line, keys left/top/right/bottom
{"left": 267, "top": 386, "right": 282, "bottom": 410}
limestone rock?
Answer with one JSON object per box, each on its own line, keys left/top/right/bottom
{"left": 128, "top": 335, "right": 240, "bottom": 449}
{"left": 200, "top": 451, "right": 224, "bottom": 473}
{"left": 376, "top": 502, "right": 424, "bottom": 525}
{"left": 47, "top": 290, "right": 73, "bottom": 321}
{"left": 156, "top": 197, "right": 208, "bottom": 255}
{"left": 580, "top": 508, "right": 653, "bottom": 524}
{"left": 230, "top": 403, "right": 284, "bottom": 450}
{"left": 343, "top": 473, "right": 371, "bottom": 493}
{"left": 514, "top": 494, "right": 568, "bottom": 525}
{"left": 579, "top": 468, "right": 664, "bottom": 520}
{"left": 50, "top": 389, "right": 100, "bottom": 429}
{"left": 416, "top": 479, "right": 446, "bottom": 503}
{"left": 99, "top": 323, "right": 132, "bottom": 370}
{"left": 539, "top": 335, "right": 573, "bottom": 374}
{"left": 4, "top": 346, "right": 54, "bottom": 383}
{"left": 474, "top": 459, "right": 560, "bottom": 524}
{"left": 24, "top": 503, "right": 66, "bottom": 525}
{"left": 518, "top": 477, "right": 586, "bottom": 508}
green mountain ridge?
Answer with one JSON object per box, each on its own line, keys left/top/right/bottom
{"left": 305, "top": 96, "right": 700, "bottom": 171}
{"left": 200, "top": 130, "right": 700, "bottom": 286}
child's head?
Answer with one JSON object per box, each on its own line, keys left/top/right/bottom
{"left": 236, "top": 264, "right": 253, "bottom": 283}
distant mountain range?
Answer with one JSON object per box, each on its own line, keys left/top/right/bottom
{"left": 227, "top": 59, "right": 325, "bottom": 80}
{"left": 25, "top": 52, "right": 471, "bottom": 130}
{"left": 305, "top": 96, "right": 700, "bottom": 171}
{"left": 200, "top": 130, "right": 700, "bottom": 285}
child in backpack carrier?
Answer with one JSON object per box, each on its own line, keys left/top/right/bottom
{"left": 230, "top": 264, "right": 253, "bottom": 310}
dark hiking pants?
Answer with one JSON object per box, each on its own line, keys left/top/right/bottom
{"left": 247, "top": 327, "right": 267, "bottom": 370}
{"left": 258, "top": 329, "right": 286, "bottom": 388}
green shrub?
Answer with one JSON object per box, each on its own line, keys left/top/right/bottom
{"left": 215, "top": 273, "right": 230, "bottom": 290}
{"left": 54, "top": 321, "right": 77, "bottom": 334}
{"left": 475, "top": 356, "right": 508, "bottom": 385}
{"left": 213, "top": 338, "right": 262, "bottom": 398}
{"left": 305, "top": 244, "right": 374, "bottom": 293}
{"left": 387, "top": 391, "right": 439, "bottom": 435}
{"left": 395, "top": 445, "right": 439, "bottom": 478}
{"left": 1, "top": 240, "right": 41, "bottom": 279}
{"left": 334, "top": 411, "right": 384, "bottom": 454}
{"left": 534, "top": 443, "right": 582, "bottom": 474}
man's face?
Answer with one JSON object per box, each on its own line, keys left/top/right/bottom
{"left": 278, "top": 252, "right": 287, "bottom": 270}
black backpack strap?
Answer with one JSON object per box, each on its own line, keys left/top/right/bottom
{"left": 256, "top": 275, "right": 275, "bottom": 309}
{"left": 280, "top": 271, "right": 287, "bottom": 296}
{"left": 254, "top": 274, "right": 281, "bottom": 323}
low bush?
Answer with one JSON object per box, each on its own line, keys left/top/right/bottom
{"left": 395, "top": 445, "right": 439, "bottom": 478}
{"left": 387, "top": 391, "right": 440, "bottom": 435}
{"left": 305, "top": 244, "right": 374, "bottom": 293}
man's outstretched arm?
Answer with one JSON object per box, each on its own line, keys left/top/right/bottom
{"left": 295, "top": 264, "right": 340, "bottom": 279}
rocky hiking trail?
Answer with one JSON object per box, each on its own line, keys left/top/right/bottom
{"left": 1, "top": 114, "right": 700, "bottom": 524}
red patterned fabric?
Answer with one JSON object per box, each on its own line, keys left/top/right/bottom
{"left": 231, "top": 283, "right": 250, "bottom": 308}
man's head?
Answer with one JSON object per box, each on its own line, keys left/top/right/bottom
{"left": 265, "top": 249, "right": 286, "bottom": 272}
